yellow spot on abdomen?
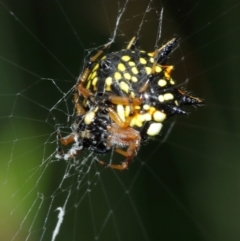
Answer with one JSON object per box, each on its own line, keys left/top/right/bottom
{"left": 149, "top": 57, "right": 154, "bottom": 63}
{"left": 153, "top": 111, "right": 166, "bottom": 122}
{"left": 118, "top": 63, "right": 126, "bottom": 72}
{"left": 122, "top": 55, "right": 131, "bottom": 61}
{"left": 164, "top": 93, "right": 174, "bottom": 101}
{"left": 92, "top": 77, "right": 98, "bottom": 86}
{"left": 91, "top": 71, "right": 97, "bottom": 79}
{"left": 131, "top": 67, "right": 139, "bottom": 75}
{"left": 119, "top": 81, "right": 129, "bottom": 93}
{"left": 170, "top": 79, "right": 175, "bottom": 85}
{"left": 128, "top": 61, "right": 135, "bottom": 66}
{"left": 156, "top": 66, "right": 162, "bottom": 73}
{"left": 143, "top": 104, "right": 150, "bottom": 110}
{"left": 84, "top": 111, "right": 95, "bottom": 125}
{"left": 158, "top": 95, "right": 164, "bottom": 102}
{"left": 131, "top": 76, "right": 138, "bottom": 83}
{"left": 114, "top": 72, "right": 122, "bottom": 81}
{"left": 144, "top": 113, "right": 152, "bottom": 121}
{"left": 147, "top": 123, "right": 163, "bottom": 136}
{"left": 105, "top": 77, "right": 112, "bottom": 86}
{"left": 158, "top": 79, "right": 167, "bottom": 87}
{"left": 145, "top": 67, "right": 151, "bottom": 75}
{"left": 92, "top": 63, "right": 99, "bottom": 72}
{"left": 123, "top": 73, "right": 131, "bottom": 80}
{"left": 139, "top": 57, "right": 147, "bottom": 65}
{"left": 130, "top": 91, "right": 135, "bottom": 98}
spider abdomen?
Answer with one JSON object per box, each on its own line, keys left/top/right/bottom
{"left": 58, "top": 37, "right": 203, "bottom": 170}
{"left": 85, "top": 48, "right": 200, "bottom": 139}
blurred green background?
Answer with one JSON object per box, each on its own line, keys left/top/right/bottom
{"left": 1, "top": 0, "right": 240, "bottom": 240}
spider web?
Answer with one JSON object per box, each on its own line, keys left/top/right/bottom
{"left": 1, "top": 0, "right": 240, "bottom": 240}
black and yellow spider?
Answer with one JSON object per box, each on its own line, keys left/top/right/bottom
{"left": 57, "top": 36, "right": 203, "bottom": 170}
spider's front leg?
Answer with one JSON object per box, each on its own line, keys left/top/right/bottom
{"left": 96, "top": 123, "right": 141, "bottom": 170}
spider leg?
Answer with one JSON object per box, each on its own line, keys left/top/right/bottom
{"left": 96, "top": 157, "right": 131, "bottom": 171}
{"left": 126, "top": 36, "right": 137, "bottom": 50}
{"left": 96, "top": 123, "right": 141, "bottom": 170}
{"left": 57, "top": 93, "right": 85, "bottom": 146}
{"left": 177, "top": 89, "right": 204, "bottom": 106}
{"left": 108, "top": 107, "right": 130, "bottom": 128}
{"left": 56, "top": 133, "right": 76, "bottom": 159}
{"left": 108, "top": 95, "right": 142, "bottom": 106}
{"left": 58, "top": 133, "right": 75, "bottom": 146}
{"left": 74, "top": 92, "right": 86, "bottom": 116}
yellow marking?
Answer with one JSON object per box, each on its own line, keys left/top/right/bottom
{"left": 101, "top": 56, "right": 106, "bottom": 60}
{"left": 130, "top": 91, "right": 135, "bottom": 98}
{"left": 105, "top": 85, "right": 111, "bottom": 91}
{"left": 117, "top": 105, "right": 125, "bottom": 121}
{"left": 92, "top": 63, "right": 99, "bottom": 72}
{"left": 170, "top": 79, "right": 175, "bottom": 85}
{"left": 130, "top": 118, "right": 135, "bottom": 127}
{"left": 84, "top": 111, "right": 95, "bottom": 125}
{"left": 131, "top": 67, "right": 138, "bottom": 75}
{"left": 105, "top": 77, "right": 112, "bottom": 86}
{"left": 134, "top": 118, "right": 143, "bottom": 127}
{"left": 91, "top": 71, "right": 96, "bottom": 79}
{"left": 122, "top": 55, "right": 131, "bottom": 61}
{"left": 114, "top": 72, "right": 122, "bottom": 81}
{"left": 145, "top": 67, "right": 151, "bottom": 75}
{"left": 92, "top": 77, "right": 98, "bottom": 86}
{"left": 143, "top": 104, "right": 150, "bottom": 110}
{"left": 153, "top": 111, "right": 166, "bottom": 122}
{"left": 86, "top": 79, "right": 91, "bottom": 89}
{"left": 131, "top": 76, "right": 138, "bottom": 83}
{"left": 164, "top": 66, "right": 174, "bottom": 79}
{"left": 123, "top": 72, "right": 131, "bottom": 80}
{"left": 137, "top": 114, "right": 145, "bottom": 123}
{"left": 125, "top": 105, "right": 130, "bottom": 117}
{"left": 130, "top": 114, "right": 151, "bottom": 127}
{"left": 148, "top": 52, "right": 154, "bottom": 57}
{"left": 118, "top": 63, "right": 126, "bottom": 72}
{"left": 87, "top": 72, "right": 92, "bottom": 80}
{"left": 119, "top": 81, "right": 129, "bottom": 93}
{"left": 156, "top": 66, "right": 162, "bottom": 73}
{"left": 134, "top": 105, "right": 141, "bottom": 110}
{"left": 164, "top": 93, "right": 174, "bottom": 101}
{"left": 147, "top": 123, "right": 163, "bottom": 136}
{"left": 144, "top": 113, "right": 152, "bottom": 121}
{"left": 158, "top": 79, "right": 167, "bottom": 87}
{"left": 149, "top": 106, "right": 156, "bottom": 114}
{"left": 149, "top": 57, "right": 154, "bottom": 63}
{"left": 128, "top": 61, "right": 135, "bottom": 66}
{"left": 158, "top": 95, "right": 164, "bottom": 102}
{"left": 175, "top": 100, "right": 179, "bottom": 106}
{"left": 139, "top": 58, "right": 147, "bottom": 65}
{"left": 140, "top": 50, "right": 146, "bottom": 53}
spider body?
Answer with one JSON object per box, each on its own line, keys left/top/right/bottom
{"left": 57, "top": 37, "right": 203, "bottom": 170}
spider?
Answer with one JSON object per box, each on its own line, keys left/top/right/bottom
{"left": 57, "top": 36, "right": 203, "bottom": 170}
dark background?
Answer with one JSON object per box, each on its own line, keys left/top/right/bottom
{"left": 1, "top": 0, "right": 240, "bottom": 240}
